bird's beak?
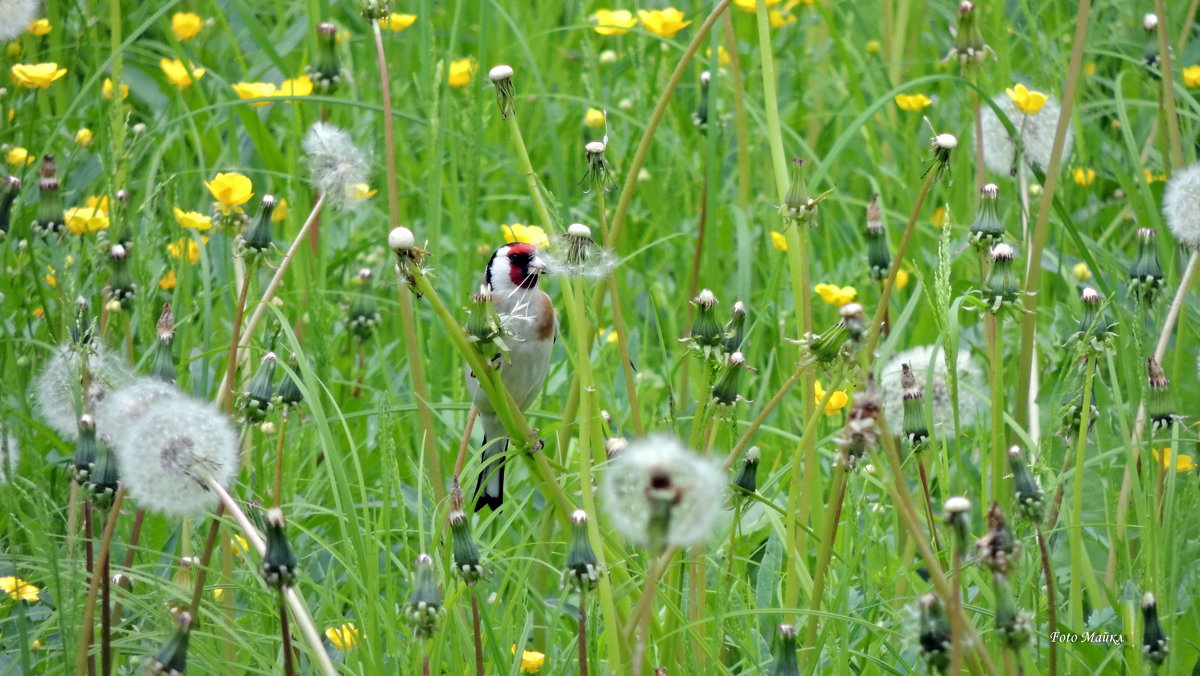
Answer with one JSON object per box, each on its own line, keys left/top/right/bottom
{"left": 530, "top": 255, "right": 547, "bottom": 274}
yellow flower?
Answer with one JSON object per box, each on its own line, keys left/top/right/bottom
{"left": 326, "top": 623, "right": 360, "bottom": 651}
{"left": 28, "top": 19, "right": 52, "bottom": 36}
{"left": 86, "top": 195, "right": 111, "bottom": 211}
{"left": 32, "top": 307, "right": 45, "bottom": 318}
{"left": 865, "top": 40, "right": 881, "bottom": 54}
{"left": 1071, "top": 167, "right": 1095, "bottom": 187}
{"left": 159, "top": 270, "right": 177, "bottom": 290}
{"left": 173, "top": 207, "right": 213, "bottom": 231}
{"left": 64, "top": 206, "right": 110, "bottom": 235}
{"left": 171, "top": 12, "right": 203, "bottom": 41}
{"left": 733, "top": 0, "right": 782, "bottom": 11}
{"left": 894, "top": 93, "right": 932, "bottom": 112}
{"left": 592, "top": 9, "right": 638, "bottom": 36}
{"left": 1005, "top": 83, "right": 1047, "bottom": 115}
{"left": 448, "top": 58, "right": 476, "bottom": 88}
{"left": 896, "top": 268, "right": 910, "bottom": 289}
{"left": 230, "top": 535, "right": 250, "bottom": 554}
{"left": 814, "top": 381, "right": 849, "bottom": 415}
{"left": 1185, "top": 65, "right": 1200, "bottom": 89}
{"left": 584, "top": 108, "right": 606, "bottom": 128}
{"left": 212, "top": 587, "right": 227, "bottom": 603}
{"left": 231, "top": 81, "right": 277, "bottom": 106}
{"left": 10, "top": 62, "right": 67, "bottom": 89}
{"left": 160, "top": 58, "right": 206, "bottom": 89}
{"left": 769, "top": 10, "right": 797, "bottom": 27}
{"left": 272, "top": 198, "right": 288, "bottom": 223}
{"left": 511, "top": 645, "right": 545, "bottom": 673}
{"left": 502, "top": 223, "right": 550, "bottom": 249}
{"left": 380, "top": 13, "right": 417, "bottom": 32}
{"left": 6, "top": 147, "right": 34, "bottom": 167}
{"left": 814, "top": 283, "right": 856, "bottom": 307}
{"left": 102, "top": 77, "right": 129, "bottom": 100}
{"left": 44, "top": 265, "right": 56, "bottom": 287}
{"left": 1083, "top": 61, "right": 1096, "bottom": 76}
{"left": 277, "top": 75, "right": 313, "bottom": 99}
{"left": 1144, "top": 169, "right": 1166, "bottom": 184}
{"left": 705, "top": 46, "right": 730, "bottom": 66}
{"left": 75, "top": 128, "right": 94, "bottom": 147}
{"left": 637, "top": 9, "right": 690, "bottom": 38}
{"left": 205, "top": 172, "right": 254, "bottom": 213}
{"left": 770, "top": 231, "right": 787, "bottom": 251}
{"left": 1152, "top": 448, "right": 1195, "bottom": 472}
{"left": 0, "top": 576, "right": 40, "bottom": 602}
{"left": 931, "top": 205, "right": 948, "bottom": 229}
{"left": 348, "top": 183, "right": 377, "bottom": 199}
{"left": 168, "top": 236, "right": 208, "bottom": 265}
{"left": 1072, "top": 262, "right": 1091, "bottom": 281}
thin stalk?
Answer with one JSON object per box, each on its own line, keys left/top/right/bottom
{"left": 84, "top": 501, "right": 95, "bottom": 676}
{"left": 1153, "top": 0, "right": 1185, "bottom": 171}
{"left": 917, "top": 457, "right": 942, "bottom": 552}
{"left": 188, "top": 506, "right": 226, "bottom": 618}
{"left": 1036, "top": 526, "right": 1058, "bottom": 676}
{"left": 108, "top": 508, "right": 145, "bottom": 625}
{"left": 1180, "top": 0, "right": 1200, "bottom": 50}
{"left": 628, "top": 547, "right": 677, "bottom": 673}
{"left": 971, "top": 71, "right": 985, "bottom": 191}
{"left": 503, "top": 114, "right": 555, "bottom": 233}
{"left": 273, "top": 412, "right": 289, "bottom": 507}
{"left": 724, "top": 12, "right": 751, "bottom": 210}
{"left": 280, "top": 600, "right": 295, "bottom": 676}
{"left": 222, "top": 268, "right": 254, "bottom": 415}
{"left": 471, "top": 591, "right": 484, "bottom": 676}
{"left": 74, "top": 488, "right": 126, "bottom": 676}
{"left": 688, "top": 366, "right": 714, "bottom": 450}
{"left": 950, "top": 545, "right": 963, "bottom": 675}
{"left": 800, "top": 463, "right": 848, "bottom": 666}
{"left": 578, "top": 587, "right": 589, "bottom": 676}
{"left": 986, "top": 315, "right": 1005, "bottom": 506}
{"left": 599, "top": 190, "right": 644, "bottom": 435}
{"left": 100, "top": 521, "right": 111, "bottom": 676}
{"left": 721, "top": 366, "right": 804, "bottom": 471}
{"left": 1014, "top": 0, "right": 1092, "bottom": 431}
{"left": 454, "top": 408, "right": 478, "bottom": 476}
{"left": 1067, "top": 356, "right": 1097, "bottom": 634}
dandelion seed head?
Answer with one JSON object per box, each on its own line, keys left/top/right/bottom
{"left": 1143, "top": 13, "right": 1158, "bottom": 31}
{"left": 934, "top": 133, "right": 957, "bottom": 150}
{"left": 1162, "top": 162, "right": 1200, "bottom": 249}
{"left": 881, "top": 344, "right": 983, "bottom": 436}
{"left": 0, "top": 0, "right": 39, "bottom": 42}
{"left": 600, "top": 434, "right": 725, "bottom": 549}
{"left": 979, "top": 90, "right": 1073, "bottom": 176}
{"left": 94, "top": 378, "right": 182, "bottom": 447}
{"left": 113, "top": 396, "right": 239, "bottom": 518}
{"left": 488, "top": 64, "right": 513, "bottom": 82}
{"left": 33, "top": 345, "right": 132, "bottom": 440}
{"left": 301, "top": 122, "right": 371, "bottom": 204}
{"left": 388, "top": 226, "right": 415, "bottom": 252}
{"left": 944, "top": 495, "right": 971, "bottom": 514}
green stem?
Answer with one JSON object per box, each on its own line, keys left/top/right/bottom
{"left": 74, "top": 489, "right": 125, "bottom": 676}
{"left": 720, "top": 366, "right": 804, "bottom": 471}
{"left": 987, "top": 315, "right": 1005, "bottom": 507}
{"left": 1153, "top": 0, "right": 1185, "bottom": 172}
{"left": 1068, "top": 356, "right": 1097, "bottom": 633}
{"left": 800, "top": 462, "right": 848, "bottom": 667}
{"left": 504, "top": 114, "right": 555, "bottom": 233}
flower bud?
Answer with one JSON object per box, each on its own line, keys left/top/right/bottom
{"left": 943, "top": 496, "right": 972, "bottom": 551}
{"left": 239, "top": 352, "right": 277, "bottom": 423}
{"left": 1130, "top": 227, "right": 1164, "bottom": 303}
{"left": 107, "top": 244, "right": 136, "bottom": 308}
{"left": 358, "top": 0, "right": 389, "bottom": 21}
{"left": 993, "top": 573, "right": 1032, "bottom": 649}
{"left": 975, "top": 502, "right": 1017, "bottom": 573}
{"left": 241, "top": 195, "right": 276, "bottom": 255}
{"left": 947, "top": 1, "right": 992, "bottom": 68}
{"left": 781, "top": 159, "right": 826, "bottom": 227}
{"left": 307, "top": 22, "right": 343, "bottom": 95}
{"left": 72, "top": 415, "right": 98, "bottom": 484}
{"left": 711, "top": 351, "right": 749, "bottom": 409}
{"left": 684, "top": 289, "right": 723, "bottom": 359}
{"left": 768, "top": 624, "right": 800, "bottom": 676}
{"left": 1007, "top": 446, "right": 1044, "bottom": 522}
{"left": 449, "top": 479, "right": 487, "bottom": 584}
{"left": 691, "top": 70, "right": 709, "bottom": 130}
{"left": 840, "top": 375, "right": 880, "bottom": 468}
{"left": 278, "top": 353, "right": 305, "bottom": 408}
{"left": 152, "top": 304, "right": 177, "bottom": 383}
{"left": 865, "top": 194, "right": 891, "bottom": 280}
{"left": 32, "top": 155, "right": 63, "bottom": 236}
{"left": 406, "top": 553, "right": 443, "bottom": 638}
{"left": 582, "top": 140, "right": 615, "bottom": 194}
{"left": 349, "top": 269, "right": 381, "bottom": 340}
{"left": 982, "top": 243, "right": 1020, "bottom": 311}
{"left": 917, "top": 593, "right": 951, "bottom": 673}
{"left": 86, "top": 443, "right": 121, "bottom": 508}
{"left": 901, "top": 363, "right": 928, "bottom": 447}
{"left": 731, "top": 446, "right": 759, "bottom": 495}
{"left": 969, "top": 183, "right": 1005, "bottom": 247}
{"left": 262, "top": 508, "right": 298, "bottom": 590}
{"left": 488, "top": 64, "right": 516, "bottom": 119}
{"left": 925, "top": 133, "right": 956, "bottom": 181}
{"left": 722, "top": 301, "right": 747, "bottom": 354}
{"left": 0, "top": 175, "right": 19, "bottom": 240}
{"left": 1142, "top": 592, "right": 1167, "bottom": 665}
{"left": 146, "top": 611, "right": 193, "bottom": 675}
{"left": 563, "top": 509, "right": 601, "bottom": 590}
{"left": 1147, "top": 356, "right": 1176, "bottom": 430}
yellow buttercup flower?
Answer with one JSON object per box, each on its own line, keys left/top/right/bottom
{"left": 6, "top": 146, "right": 34, "bottom": 167}
{"left": 28, "top": 19, "right": 52, "bottom": 37}
{"left": 168, "top": 236, "right": 208, "bottom": 265}
{"left": 212, "top": 587, "right": 227, "bottom": 603}
{"left": 1005, "top": 83, "right": 1047, "bottom": 115}
{"left": 102, "top": 77, "right": 129, "bottom": 100}
{"left": 1083, "top": 61, "right": 1096, "bottom": 76}
{"left": 637, "top": 9, "right": 690, "bottom": 38}
{"left": 814, "top": 283, "right": 856, "bottom": 307}
{"left": 896, "top": 268, "right": 910, "bottom": 289}
{"left": 1185, "top": 65, "right": 1200, "bottom": 89}
{"left": 770, "top": 231, "right": 787, "bottom": 251}
{"left": 11, "top": 62, "right": 67, "bottom": 88}
{"left": 63, "top": 206, "right": 110, "bottom": 235}
{"left": 380, "top": 13, "right": 417, "bottom": 32}
{"left": 326, "top": 622, "right": 360, "bottom": 651}
{"left": 733, "top": 0, "right": 782, "bottom": 11}
{"left": 1072, "top": 167, "right": 1095, "bottom": 187}
{"left": 769, "top": 10, "right": 797, "bottom": 27}
{"left": 592, "top": 9, "right": 638, "bottom": 36}
{"left": 174, "top": 207, "right": 213, "bottom": 231}
{"left": 272, "top": 198, "right": 288, "bottom": 223}
{"left": 894, "top": 93, "right": 932, "bottom": 112}
{"left": 205, "top": 172, "right": 254, "bottom": 213}
{"left": 1152, "top": 448, "right": 1195, "bottom": 472}
{"left": 1144, "top": 169, "right": 1166, "bottom": 184}
{"left": 705, "top": 46, "right": 730, "bottom": 66}
{"left": 502, "top": 223, "right": 550, "bottom": 249}
{"left": 75, "top": 128, "right": 94, "bottom": 147}
{"left": 171, "top": 12, "right": 203, "bottom": 41}
{"left": 448, "top": 58, "right": 476, "bottom": 88}
{"left": 231, "top": 81, "right": 277, "bottom": 106}
{"left": 348, "top": 183, "right": 378, "bottom": 199}
{"left": 584, "top": 108, "right": 606, "bottom": 128}
{"left": 277, "top": 75, "right": 313, "bottom": 99}
{"left": 86, "top": 195, "right": 111, "bottom": 211}
{"left": 814, "top": 380, "right": 849, "bottom": 415}
{"left": 230, "top": 535, "right": 250, "bottom": 554}
{"left": 159, "top": 270, "right": 178, "bottom": 290}
{"left": 511, "top": 645, "right": 545, "bottom": 673}
{"left": 0, "top": 576, "right": 40, "bottom": 602}
{"left": 1072, "top": 261, "right": 1091, "bottom": 281}
{"left": 160, "top": 58, "right": 206, "bottom": 89}
{"left": 931, "top": 205, "right": 949, "bottom": 229}
{"left": 44, "top": 265, "right": 56, "bottom": 287}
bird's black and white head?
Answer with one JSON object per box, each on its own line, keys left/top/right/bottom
{"left": 485, "top": 243, "right": 547, "bottom": 295}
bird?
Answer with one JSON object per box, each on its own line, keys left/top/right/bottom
{"left": 466, "top": 242, "right": 555, "bottom": 510}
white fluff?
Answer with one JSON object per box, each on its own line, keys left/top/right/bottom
{"left": 0, "top": 421, "right": 17, "bottom": 483}
{"left": 32, "top": 345, "right": 132, "bottom": 440}
{"left": 880, "top": 344, "right": 984, "bottom": 437}
{"left": 94, "top": 378, "right": 182, "bottom": 448}
{"left": 113, "top": 396, "right": 239, "bottom": 518}
{"left": 301, "top": 122, "right": 371, "bottom": 203}
{"left": 978, "top": 91, "right": 1073, "bottom": 176}
{"left": 0, "top": 0, "right": 39, "bottom": 42}
{"left": 1162, "top": 162, "right": 1200, "bottom": 250}
{"left": 600, "top": 434, "right": 724, "bottom": 548}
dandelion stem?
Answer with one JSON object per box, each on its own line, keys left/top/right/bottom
{"left": 188, "top": 505, "right": 225, "bottom": 619}
{"left": 280, "top": 600, "right": 296, "bottom": 676}
{"left": 222, "top": 265, "right": 254, "bottom": 415}
{"left": 986, "top": 314, "right": 1006, "bottom": 507}
{"left": 1067, "top": 355, "right": 1097, "bottom": 635}
{"left": 800, "top": 462, "right": 848, "bottom": 666}
{"left": 84, "top": 500, "right": 95, "bottom": 676}
{"left": 917, "top": 458, "right": 941, "bottom": 553}
{"left": 970, "top": 71, "right": 985, "bottom": 191}
{"left": 273, "top": 411, "right": 288, "bottom": 507}
{"left": 627, "top": 547, "right": 676, "bottom": 672}
{"left": 471, "top": 590, "right": 484, "bottom": 676}
{"left": 108, "top": 507, "right": 145, "bottom": 625}
{"left": 503, "top": 115, "right": 555, "bottom": 234}
{"left": 1036, "top": 525, "right": 1058, "bottom": 676}
{"left": 578, "top": 587, "right": 589, "bottom": 676}
{"left": 75, "top": 488, "right": 125, "bottom": 676}
{"left": 596, "top": 189, "right": 644, "bottom": 436}
{"left": 1153, "top": 0, "right": 1185, "bottom": 171}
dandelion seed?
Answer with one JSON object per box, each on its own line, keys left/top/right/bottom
{"left": 979, "top": 90, "right": 1073, "bottom": 176}
{"left": 1161, "top": 162, "right": 1200, "bottom": 250}
{"left": 33, "top": 344, "right": 132, "bottom": 440}
{"left": 544, "top": 223, "right": 615, "bottom": 279}
{"left": 880, "top": 344, "right": 983, "bottom": 437}
{"left": 0, "top": 0, "right": 40, "bottom": 42}
{"left": 301, "top": 122, "right": 371, "bottom": 204}
{"left": 94, "top": 377, "right": 181, "bottom": 448}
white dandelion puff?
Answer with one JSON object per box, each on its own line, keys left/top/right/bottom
{"left": 32, "top": 345, "right": 133, "bottom": 440}
{"left": 1162, "top": 162, "right": 1200, "bottom": 250}
{"left": 113, "top": 396, "right": 239, "bottom": 518}
{"left": 979, "top": 91, "right": 1073, "bottom": 176}
{"left": 301, "top": 122, "right": 371, "bottom": 204}
{"left": 880, "top": 345, "right": 984, "bottom": 437}
{"left": 600, "top": 434, "right": 724, "bottom": 549}
{"left": 0, "top": 421, "right": 18, "bottom": 483}
{"left": 0, "top": 0, "right": 40, "bottom": 42}
{"left": 94, "top": 377, "right": 183, "bottom": 448}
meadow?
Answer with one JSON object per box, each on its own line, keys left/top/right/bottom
{"left": 1, "top": 0, "right": 1199, "bottom": 674}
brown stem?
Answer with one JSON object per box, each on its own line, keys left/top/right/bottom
{"left": 108, "top": 508, "right": 145, "bottom": 624}
{"left": 84, "top": 501, "right": 95, "bottom": 676}
{"left": 188, "top": 504, "right": 227, "bottom": 619}
{"left": 75, "top": 488, "right": 125, "bottom": 676}
{"left": 101, "top": 545, "right": 111, "bottom": 676}
{"left": 472, "top": 591, "right": 484, "bottom": 676}
{"left": 800, "top": 466, "right": 848, "bottom": 664}
{"left": 222, "top": 268, "right": 254, "bottom": 415}
{"left": 281, "top": 600, "right": 296, "bottom": 676}
{"left": 1036, "top": 526, "right": 1058, "bottom": 676}
{"left": 454, "top": 407, "right": 478, "bottom": 477}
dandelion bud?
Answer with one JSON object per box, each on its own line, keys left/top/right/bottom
{"left": 307, "top": 22, "right": 342, "bottom": 95}
{"left": 32, "top": 155, "right": 63, "bottom": 236}
{"left": 768, "top": 624, "right": 800, "bottom": 676}
{"left": 152, "top": 304, "right": 177, "bottom": 383}
{"left": 278, "top": 354, "right": 305, "bottom": 408}
{"left": 87, "top": 443, "right": 121, "bottom": 508}
{"left": 925, "top": 133, "right": 956, "bottom": 181}
{"left": 917, "top": 593, "right": 951, "bottom": 673}
{"left": 721, "top": 301, "right": 747, "bottom": 354}
{"left": 465, "top": 284, "right": 504, "bottom": 348}
{"left": 840, "top": 375, "right": 880, "bottom": 468}
{"left": 406, "top": 553, "right": 443, "bottom": 638}
{"left": 692, "top": 70, "right": 709, "bottom": 130}
{"left": 982, "top": 243, "right": 1020, "bottom": 311}
{"left": 582, "top": 139, "right": 615, "bottom": 194}
{"left": 803, "top": 316, "right": 850, "bottom": 366}
{"left": 488, "top": 64, "right": 516, "bottom": 119}
{"left": 975, "top": 502, "right": 1017, "bottom": 573}
{"left": 993, "top": 573, "right": 1032, "bottom": 650}
{"left": 1147, "top": 356, "right": 1176, "bottom": 430}
{"left": 781, "top": 159, "right": 826, "bottom": 228}
{"left": 349, "top": 269, "right": 381, "bottom": 340}
{"left": 1129, "top": 227, "right": 1164, "bottom": 303}
{"left": 943, "top": 496, "right": 972, "bottom": 551}
{"left": 449, "top": 478, "right": 487, "bottom": 584}
{"left": 563, "top": 509, "right": 601, "bottom": 590}
{"left": 1142, "top": 592, "right": 1168, "bottom": 665}
{"left": 0, "top": 175, "right": 19, "bottom": 240}
{"left": 388, "top": 226, "right": 415, "bottom": 253}
{"left": 241, "top": 195, "right": 276, "bottom": 255}
{"left": 901, "top": 363, "right": 928, "bottom": 447}
{"left": 106, "top": 244, "right": 136, "bottom": 308}
{"left": 840, "top": 302, "right": 867, "bottom": 342}
{"left": 1142, "top": 13, "right": 1158, "bottom": 31}
{"left": 72, "top": 415, "right": 98, "bottom": 484}
{"left": 239, "top": 352, "right": 277, "bottom": 423}
{"left": 358, "top": 0, "right": 389, "bottom": 21}
{"left": 1071, "top": 286, "right": 1115, "bottom": 351}
{"left": 732, "top": 446, "right": 760, "bottom": 495}
{"left": 946, "top": 1, "right": 992, "bottom": 69}
{"left": 146, "top": 611, "right": 193, "bottom": 675}
{"left": 261, "top": 508, "right": 299, "bottom": 590}
{"left": 685, "top": 289, "right": 724, "bottom": 359}
{"left": 865, "top": 194, "right": 891, "bottom": 280}
{"left": 1007, "top": 446, "right": 1044, "bottom": 522}
{"left": 711, "top": 351, "right": 748, "bottom": 408}
{"left": 968, "top": 183, "right": 1005, "bottom": 247}
{"left": 604, "top": 436, "right": 628, "bottom": 459}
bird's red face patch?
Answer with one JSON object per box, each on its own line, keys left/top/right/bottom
{"left": 505, "top": 243, "right": 541, "bottom": 289}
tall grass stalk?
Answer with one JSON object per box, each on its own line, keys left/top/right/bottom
{"left": 1067, "top": 355, "right": 1097, "bottom": 635}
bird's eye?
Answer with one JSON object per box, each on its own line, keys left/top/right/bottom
{"left": 508, "top": 252, "right": 530, "bottom": 263}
